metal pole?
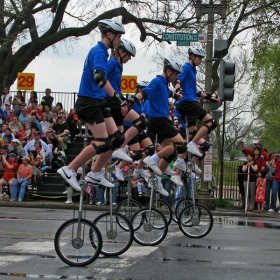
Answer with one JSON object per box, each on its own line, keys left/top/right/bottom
{"left": 219, "top": 100, "right": 226, "bottom": 200}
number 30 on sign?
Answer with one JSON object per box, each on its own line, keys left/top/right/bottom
{"left": 121, "top": 75, "right": 137, "bottom": 94}
{"left": 17, "top": 72, "right": 35, "bottom": 90}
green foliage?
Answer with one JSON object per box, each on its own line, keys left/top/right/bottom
{"left": 229, "top": 149, "right": 242, "bottom": 161}
{"left": 252, "top": 42, "right": 280, "bottom": 151}
{"left": 215, "top": 199, "right": 234, "bottom": 208}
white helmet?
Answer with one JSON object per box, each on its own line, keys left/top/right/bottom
{"left": 98, "top": 19, "right": 125, "bottom": 34}
{"left": 164, "top": 58, "right": 182, "bottom": 73}
{"left": 136, "top": 80, "right": 149, "bottom": 88}
{"left": 118, "top": 38, "right": 136, "bottom": 57}
{"left": 188, "top": 47, "right": 205, "bottom": 57}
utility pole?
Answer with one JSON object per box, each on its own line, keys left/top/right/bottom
{"left": 194, "top": 0, "right": 227, "bottom": 209}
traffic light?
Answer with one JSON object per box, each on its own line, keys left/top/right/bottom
{"left": 219, "top": 59, "right": 235, "bottom": 101}
{"left": 213, "top": 39, "right": 228, "bottom": 59}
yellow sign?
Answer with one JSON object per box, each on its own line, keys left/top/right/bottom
{"left": 17, "top": 72, "right": 35, "bottom": 90}
{"left": 121, "top": 75, "right": 137, "bottom": 94}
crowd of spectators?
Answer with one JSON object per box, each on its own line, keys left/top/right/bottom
{"left": 0, "top": 86, "right": 79, "bottom": 201}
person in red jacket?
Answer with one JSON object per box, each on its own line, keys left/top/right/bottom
{"left": 240, "top": 140, "right": 269, "bottom": 162}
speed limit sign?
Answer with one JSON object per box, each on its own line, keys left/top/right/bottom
{"left": 17, "top": 72, "right": 35, "bottom": 90}
{"left": 121, "top": 75, "right": 137, "bottom": 94}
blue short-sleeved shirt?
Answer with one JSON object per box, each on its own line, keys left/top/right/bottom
{"left": 177, "top": 62, "right": 197, "bottom": 103}
{"left": 78, "top": 42, "right": 109, "bottom": 100}
{"left": 103, "top": 57, "right": 123, "bottom": 98}
{"left": 143, "top": 75, "right": 171, "bottom": 118}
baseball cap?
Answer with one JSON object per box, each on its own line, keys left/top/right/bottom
{"left": 58, "top": 114, "right": 65, "bottom": 118}
{"left": 12, "top": 139, "right": 21, "bottom": 144}
{"left": 21, "top": 107, "right": 27, "bottom": 111}
{"left": 5, "top": 102, "right": 11, "bottom": 106}
{"left": 8, "top": 153, "right": 17, "bottom": 157}
{"left": 254, "top": 142, "right": 263, "bottom": 147}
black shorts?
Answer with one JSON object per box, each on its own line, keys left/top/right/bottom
{"left": 75, "top": 97, "right": 108, "bottom": 124}
{"left": 176, "top": 101, "right": 207, "bottom": 127}
{"left": 105, "top": 97, "right": 125, "bottom": 126}
{"left": 147, "top": 117, "right": 179, "bottom": 143}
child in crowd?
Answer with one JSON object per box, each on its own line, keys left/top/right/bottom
{"left": 40, "top": 113, "right": 50, "bottom": 137}
{"left": 255, "top": 169, "right": 266, "bottom": 213}
{"left": 21, "top": 123, "right": 31, "bottom": 144}
{"left": 18, "top": 124, "right": 25, "bottom": 142}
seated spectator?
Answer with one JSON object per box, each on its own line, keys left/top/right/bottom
{"left": 55, "top": 102, "right": 66, "bottom": 116}
{"left": 3, "top": 103, "right": 12, "bottom": 121}
{"left": 28, "top": 100, "right": 42, "bottom": 120}
{"left": 28, "top": 150, "right": 43, "bottom": 183}
{"left": 40, "top": 88, "right": 54, "bottom": 109}
{"left": 0, "top": 152, "right": 19, "bottom": 195}
{"left": 18, "top": 124, "right": 25, "bottom": 142}
{"left": 10, "top": 156, "right": 33, "bottom": 202}
{"left": 40, "top": 113, "right": 50, "bottom": 138}
{"left": 52, "top": 114, "right": 69, "bottom": 151}
{"left": 12, "top": 90, "right": 25, "bottom": 117}
{"left": 30, "top": 114, "right": 42, "bottom": 136}
{"left": 11, "top": 139, "right": 27, "bottom": 158}
{"left": 8, "top": 116, "right": 21, "bottom": 138}
{"left": 27, "top": 91, "right": 38, "bottom": 109}
{"left": 49, "top": 109, "right": 58, "bottom": 128}
{"left": 34, "top": 140, "right": 46, "bottom": 167}
{"left": 20, "top": 123, "right": 31, "bottom": 146}
{"left": 1, "top": 87, "right": 12, "bottom": 111}
{"left": 43, "top": 104, "right": 53, "bottom": 121}
{"left": 67, "top": 109, "right": 78, "bottom": 143}
{"left": 2, "top": 127, "right": 15, "bottom": 150}
{"left": 19, "top": 107, "right": 31, "bottom": 125}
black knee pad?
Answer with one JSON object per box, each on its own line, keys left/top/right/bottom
{"left": 163, "top": 144, "right": 178, "bottom": 163}
{"left": 110, "top": 130, "right": 125, "bottom": 149}
{"left": 203, "top": 118, "right": 217, "bottom": 134}
{"left": 92, "top": 137, "right": 112, "bottom": 154}
{"left": 200, "top": 141, "right": 211, "bottom": 151}
{"left": 144, "top": 144, "right": 155, "bottom": 156}
{"left": 176, "top": 142, "right": 188, "bottom": 154}
{"left": 102, "top": 107, "right": 112, "bottom": 118}
{"left": 130, "top": 150, "right": 143, "bottom": 161}
{"left": 132, "top": 115, "right": 147, "bottom": 133}
{"left": 198, "top": 150, "right": 206, "bottom": 161}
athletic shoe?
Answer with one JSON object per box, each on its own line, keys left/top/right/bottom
{"left": 138, "top": 191, "right": 142, "bottom": 197}
{"left": 85, "top": 171, "right": 114, "bottom": 188}
{"left": 174, "top": 160, "right": 187, "bottom": 172}
{"left": 77, "top": 133, "right": 83, "bottom": 137}
{"left": 112, "top": 203, "right": 117, "bottom": 207}
{"left": 18, "top": 199, "right": 22, "bottom": 202}
{"left": 268, "top": 209, "right": 275, "bottom": 212}
{"left": 10, "top": 198, "right": 16, "bottom": 202}
{"left": 133, "top": 168, "right": 151, "bottom": 178}
{"left": 147, "top": 181, "right": 169, "bottom": 197}
{"left": 62, "top": 190, "right": 68, "bottom": 194}
{"left": 96, "top": 201, "right": 102, "bottom": 206}
{"left": 171, "top": 175, "right": 183, "bottom": 186}
{"left": 112, "top": 149, "right": 132, "bottom": 162}
{"left": 57, "top": 167, "right": 81, "bottom": 192}
{"left": 65, "top": 200, "right": 73, "bottom": 204}
{"left": 143, "top": 156, "right": 162, "bottom": 175}
{"left": 187, "top": 143, "right": 202, "bottom": 157}
{"left": 187, "top": 161, "right": 202, "bottom": 174}
{"left": 115, "top": 167, "right": 124, "bottom": 181}
{"left": 164, "top": 165, "right": 176, "bottom": 176}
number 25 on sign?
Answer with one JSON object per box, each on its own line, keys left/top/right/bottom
{"left": 121, "top": 75, "right": 137, "bottom": 94}
{"left": 17, "top": 73, "right": 35, "bottom": 90}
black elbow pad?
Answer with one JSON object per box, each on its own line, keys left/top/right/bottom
{"left": 93, "top": 69, "right": 107, "bottom": 88}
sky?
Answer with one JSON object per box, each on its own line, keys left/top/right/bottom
{"left": 9, "top": 35, "right": 172, "bottom": 93}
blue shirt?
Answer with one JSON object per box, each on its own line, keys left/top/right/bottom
{"left": 143, "top": 75, "right": 170, "bottom": 118}
{"left": 177, "top": 62, "right": 197, "bottom": 103}
{"left": 123, "top": 95, "right": 145, "bottom": 127}
{"left": 173, "top": 107, "right": 186, "bottom": 129}
{"left": 78, "top": 41, "right": 109, "bottom": 100}
{"left": 103, "top": 58, "right": 123, "bottom": 97}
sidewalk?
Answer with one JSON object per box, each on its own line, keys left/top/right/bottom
{"left": 1, "top": 197, "right": 279, "bottom": 218}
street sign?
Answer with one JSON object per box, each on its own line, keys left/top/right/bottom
{"left": 176, "top": 41, "right": 190, "bottom": 46}
{"left": 162, "top": 32, "right": 199, "bottom": 42}
{"left": 17, "top": 72, "right": 35, "bottom": 90}
{"left": 121, "top": 75, "right": 137, "bottom": 94}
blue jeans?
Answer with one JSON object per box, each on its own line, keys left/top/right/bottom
{"left": 11, "top": 177, "right": 31, "bottom": 200}
{"left": 265, "top": 179, "right": 273, "bottom": 207}
{"left": 270, "top": 181, "right": 280, "bottom": 210}
{"left": 112, "top": 181, "right": 120, "bottom": 204}
{"left": 161, "top": 179, "right": 173, "bottom": 205}
{"left": 97, "top": 187, "right": 105, "bottom": 204}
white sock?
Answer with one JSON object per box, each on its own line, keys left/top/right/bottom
{"left": 156, "top": 175, "right": 162, "bottom": 183}
{"left": 150, "top": 154, "right": 160, "bottom": 163}
{"left": 188, "top": 141, "right": 196, "bottom": 146}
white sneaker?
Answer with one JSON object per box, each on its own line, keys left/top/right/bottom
{"left": 115, "top": 167, "right": 124, "bottom": 181}
{"left": 112, "top": 149, "right": 132, "bottom": 162}
{"left": 268, "top": 209, "right": 275, "bottom": 212}
{"left": 156, "top": 181, "right": 169, "bottom": 197}
{"left": 112, "top": 203, "right": 117, "bottom": 207}
{"left": 133, "top": 168, "right": 151, "bottom": 178}
{"left": 143, "top": 156, "right": 162, "bottom": 175}
{"left": 85, "top": 171, "right": 114, "bottom": 188}
{"left": 62, "top": 190, "right": 68, "bottom": 194}
{"left": 77, "top": 133, "right": 83, "bottom": 137}
{"left": 65, "top": 200, "right": 73, "bottom": 204}
{"left": 57, "top": 167, "right": 81, "bottom": 191}
{"left": 174, "top": 160, "right": 187, "bottom": 172}
{"left": 193, "top": 163, "right": 202, "bottom": 174}
{"left": 171, "top": 175, "right": 183, "bottom": 186}
{"left": 164, "top": 165, "right": 176, "bottom": 175}
{"left": 187, "top": 143, "right": 202, "bottom": 157}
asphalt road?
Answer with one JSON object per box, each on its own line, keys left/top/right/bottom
{"left": 0, "top": 207, "right": 280, "bottom": 280}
